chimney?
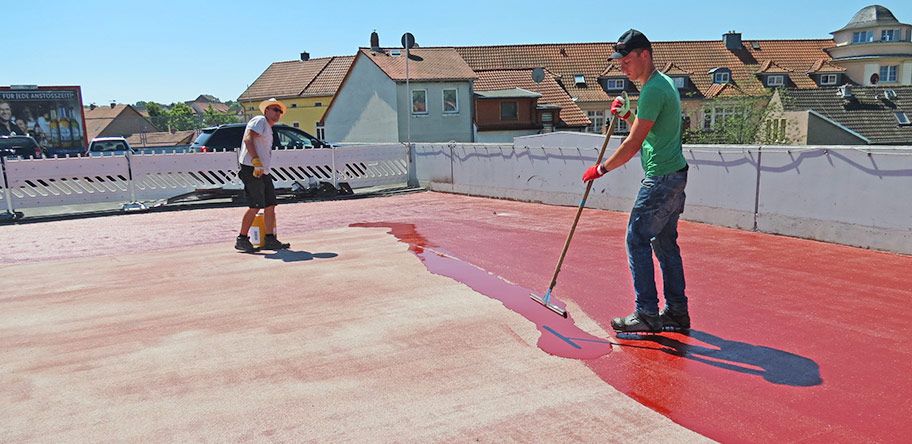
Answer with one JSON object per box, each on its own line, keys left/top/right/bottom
{"left": 110, "top": 101, "right": 116, "bottom": 108}
{"left": 89, "top": 103, "right": 97, "bottom": 110}
{"left": 370, "top": 30, "right": 380, "bottom": 52}
{"left": 300, "top": 51, "right": 310, "bottom": 61}
{"left": 723, "top": 31, "right": 742, "bottom": 50}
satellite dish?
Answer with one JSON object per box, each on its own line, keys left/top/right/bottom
{"left": 401, "top": 32, "right": 416, "bottom": 49}
{"left": 531, "top": 67, "right": 545, "bottom": 84}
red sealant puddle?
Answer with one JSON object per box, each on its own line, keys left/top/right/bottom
{"left": 352, "top": 222, "right": 613, "bottom": 360}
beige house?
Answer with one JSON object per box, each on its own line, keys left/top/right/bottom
{"left": 826, "top": 5, "right": 912, "bottom": 87}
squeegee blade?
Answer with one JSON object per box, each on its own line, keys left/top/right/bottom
{"left": 530, "top": 293, "right": 568, "bottom": 318}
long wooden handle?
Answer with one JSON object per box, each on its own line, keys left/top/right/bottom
{"left": 547, "top": 116, "right": 618, "bottom": 291}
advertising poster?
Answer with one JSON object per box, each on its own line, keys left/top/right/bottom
{"left": 0, "top": 86, "right": 87, "bottom": 156}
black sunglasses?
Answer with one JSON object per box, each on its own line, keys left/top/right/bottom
{"left": 267, "top": 107, "right": 284, "bottom": 114}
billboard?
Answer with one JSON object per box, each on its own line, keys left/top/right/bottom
{"left": 0, "top": 86, "right": 87, "bottom": 156}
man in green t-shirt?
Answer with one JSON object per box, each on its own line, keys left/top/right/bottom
{"left": 582, "top": 29, "right": 690, "bottom": 334}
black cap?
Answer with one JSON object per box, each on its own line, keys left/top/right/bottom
{"left": 610, "top": 29, "right": 652, "bottom": 59}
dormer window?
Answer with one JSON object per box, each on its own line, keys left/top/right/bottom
{"left": 605, "top": 78, "right": 625, "bottom": 90}
{"left": 710, "top": 68, "right": 731, "bottom": 84}
{"left": 766, "top": 75, "right": 784, "bottom": 87}
{"left": 881, "top": 29, "right": 898, "bottom": 41}
{"left": 820, "top": 74, "right": 838, "bottom": 86}
{"left": 574, "top": 74, "right": 586, "bottom": 86}
{"left": 852, "top": 31, "right": 873, "bottom": 43}
{"left": 673, "top": 77, "right": 685, "bottom": 89}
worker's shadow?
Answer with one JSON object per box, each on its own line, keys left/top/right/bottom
{"left": 263, "top": 250, "right": 338, "bottom": 262}
{"left": 626, "top": 330, "right": 822, "bottom": 387}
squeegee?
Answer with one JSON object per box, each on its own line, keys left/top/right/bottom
{"left": 531, "top": 109, "right": 621, "bottom": 318}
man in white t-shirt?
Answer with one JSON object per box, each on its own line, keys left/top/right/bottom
{"left": 235, "top": 98, "right": 291, "bottom": 253}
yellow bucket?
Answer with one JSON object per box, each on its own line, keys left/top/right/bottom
{"left": 249, "top": 213, "right": 266, "bottom": 248}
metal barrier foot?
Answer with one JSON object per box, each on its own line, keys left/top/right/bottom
{"left": 121, "top": 202, "right": 148, "bottom": 212}
{"left": 0, "top": 211, "right": 23, "bottom": 222}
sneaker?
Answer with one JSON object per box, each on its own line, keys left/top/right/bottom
{"left": 262, "top": 234, "right": 290, "bottom": 250}
{"left": 611, "top": 311, "right": 662, "bottom": 333}
{"left": 660, "top": 307, "right": 691, "bottom": 332}
{"left": 235, "top": 235, "right": 258, "bottom": 253}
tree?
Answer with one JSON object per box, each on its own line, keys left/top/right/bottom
{"left": 166, "top": 102, "right": 197, "bottom": 131}
{"left": 203, "top": 105, "right": 239, "bottom": 126}
{"left": 683, "top": 91, "right": 794, "bottom": 145}
{"left": 145, "top": 102, "right": 168, "bottom": 131}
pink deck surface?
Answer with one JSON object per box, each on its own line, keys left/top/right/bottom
{"left": 2, "top": 191, "right": 910, "bottom": 442}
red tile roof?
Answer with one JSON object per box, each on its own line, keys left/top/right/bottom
{"left": 238, "top": 56, "right": 355, "bottom": 101}
{"left": 239, "top": 57, "right": 331, "bottom": 101}
{"left": 457, "top": 39, "right": 835, "bottom": 103}
{"left": 807, "top": 59, "right": 846, "bottom": 73}
{"left": 757, "top": 60, "right": 794, "bottom": 73}
{"left": 303, "top": 56, "right": 355, "bottom": 97}
{"left": 474, "top": 69, "right": 590, "bottom": 127}
{"left": 125, "top": 130, "right": 196, "bottom": 147}
{"left": 360, "top": 48, "right": 477, "bottom": 81}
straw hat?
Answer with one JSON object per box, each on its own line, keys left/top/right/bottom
{"left": 258, "top": 98, "right": 288, "bottom": 115}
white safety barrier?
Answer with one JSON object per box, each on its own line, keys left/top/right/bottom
{"left": 415, "top": 134, "right": 912, "bottom": 255}
{"left": 0, "top": 145, "right": 408, "bottom": 212}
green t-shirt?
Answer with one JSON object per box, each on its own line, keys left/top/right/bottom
{"left": 635, "top": 71, "right": 686, "bottom": 177}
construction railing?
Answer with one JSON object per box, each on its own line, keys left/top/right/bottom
{"left": 0, "top": 145, "right": 408, "bottom": 216}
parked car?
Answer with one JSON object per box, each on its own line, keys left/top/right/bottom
{"left": 86, "top": 137, "right": 133, "bottom": 156}
{"left": 0, "top": 135, "right": 44, "bottom": 159}
{"left": 190, "top": 123, "right": 331, "bottom": 153}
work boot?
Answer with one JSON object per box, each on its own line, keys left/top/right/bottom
{"left": 660, "top": 307, "right": 691, "bottom": 332}
{"left": 235, "top": 235, "right": 258, "bottom": 253}
{"left": 611, "top": 311, "right": 662, "bottom": 333}
{"left": 262, "top": 234, "right": 290, "bottom": 250}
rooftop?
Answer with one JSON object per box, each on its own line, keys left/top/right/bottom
{"left": 2, "top": 191, "right": 910, "bottom": 442}
{"left": 780, "top": 85, "right": 912, "bottom": 144}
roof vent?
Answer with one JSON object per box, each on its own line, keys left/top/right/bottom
{"left": 884, "top": 89, "right": 897, "bottom": 100}
{"left": 837, "top": 84, "right": 854, "bottom": 99}
{"left": 300, "top": 51, "right": 310, "bottom": 61}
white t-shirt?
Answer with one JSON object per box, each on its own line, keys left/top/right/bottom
{"left": 238, "top": 116, "right": 274, "bottom": 172}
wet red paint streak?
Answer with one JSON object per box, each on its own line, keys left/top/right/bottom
{"left": 352, "top": 222, "right": 613, "bottom": 360}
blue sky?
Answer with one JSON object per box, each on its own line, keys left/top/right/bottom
{"left": 8, "top": 1, "right": 910, "bottom": 106}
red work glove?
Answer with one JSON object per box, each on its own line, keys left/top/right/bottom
{"left": 610, "top": 95, "right": 631, "bottom": 120}
{"left": 582, "top": 164, "right": 607, "bottom": 182}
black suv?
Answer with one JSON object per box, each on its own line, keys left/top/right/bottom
{"left": 190, "top": 123, "right": 330, "bottom": 152}
{"left": 0, "top": 135, "right": 44, "bottom": 159}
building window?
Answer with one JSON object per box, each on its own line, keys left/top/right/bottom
{"left": 586, "top": 110, "right": 604, "bottom": 133}
{"left": 713, "top": 71, "right": 730, "bottom": 84}
{"left": 673, "top": 77, "right": 685, "bottom": 89}
{"left": 820, "top": 74, "right": 838, "bottom": 85}
{"left": 880, "top": 66, "right": 898, "bottom": 83}
{"left": 882, "top": 29, "right": 898, "bottom": 41}
{"left": 615, "top": 118, "right": 629, "bottom": 134}
{"left": 574, "top": 74, "right": 586, "bottom": 86}
{"left": 314, "top": 102, "right": 322, "bottom": 107}
{"left": 541, "top": 112, "right": 554, "bottom": 133}
{"left": 852, "top": 31, "right": 873, "bottom": 43}
{"left": 606, "top": 79, "right": 625, "bottom": 90}
{"left": 765, "top": 118, "right": 787, "bottom": 143}
{"left": 316, "top": 123, "right": 325, "bottom": 140}
{"left": 292, "top": 121, "right": 300, "bottom": 128}
{"left": 411, "top": 90, "right": 427, "bottom": 114}
{"left": 500, "top": 101, "right": 517, "bottom": 120}
{"left": 703, "top": 106, "right": 741, "bottom": 129}
{"left": 291, "top": 103, "right": 298, "bottom": 108}
{"left": 442, "top": 89, "right": 459, "bottom": 113}
{"left": 248, "top": 106, "right": 256, "bottom": 111}
{"left": 766, "top": 75, "right": 785, "bottom": 87}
